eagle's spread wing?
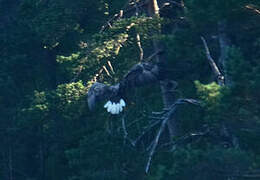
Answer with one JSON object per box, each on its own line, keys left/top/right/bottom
{"left": 87, "top": 62, "right": 159, "bottom": 111}
{"left": 87, "top": 82, "right": 119, "bottom": 111}
{"left": 123, "top": 62, "right": 159, "bottom": 87}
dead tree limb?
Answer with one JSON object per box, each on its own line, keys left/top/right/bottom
{"left": 121, "top": 116, "right": 136, "bottom": 146}
{"left": 143, "top": 49, "right": 164, "bottom": 61}
{"left": 136, "top": 33, "right": 144, "bottom": 61}
{"left": 158, "top": 127, "right": 210, "bottom": 150}
{"left": 145, "top": 99, "right": 200, "bottom": 173}
{"left": 133, "top": 120, "right": 161, "bottom": 146}
{"left": 201, "top": 36, "right": 225, "bottom": 86}
{"left": 245, "top": 4, "right": 260, "bottom": 15}
{"left": 133, "top": 0, "right": 144, "bottom": 61}
{"left": 107, "top": 61, "right": 115, "bottom": 74}
{"left": 145, "top": 112, "right": 170, "bottom": 173}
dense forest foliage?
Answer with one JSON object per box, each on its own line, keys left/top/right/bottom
{"left": 1, "top": 0, "right": 260, "bottom": 179}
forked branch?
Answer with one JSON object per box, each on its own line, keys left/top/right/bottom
{"left": 145, "top": 99, "right": 200, "bottom": 173}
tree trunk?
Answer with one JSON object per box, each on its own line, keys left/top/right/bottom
{"left": 218, "top": 20, "right": 232, "bottom": 86}
{"left": 146, "top": 0, "right": 179, "bottom": 138}
{"left": 218, "top": 20, "right": 239, "bottom": 148}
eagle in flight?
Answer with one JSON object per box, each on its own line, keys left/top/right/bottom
{"left": 87, "top": 62, "right": 160, "bottom": 114}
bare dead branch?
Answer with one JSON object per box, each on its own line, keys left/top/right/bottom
{"left": 121, "top": 116, "right": 128, "bottom": 139}
{"left": 133, "top": 120, "right": 161, "bottom": 146}
{"left": 144, "top": 49, "right": 164, "bottom": 61}
{"left": 245, "top": 4, "right": 260, "bottom": 15}
{"left": 89, "top": 68, "right": 104, "bottom": 84}
{"left": 99, "top": 0, "right": 127, "bottom": 33}
{"left": 107, "top": 61, "right": 115, "bottom": 74}
{"left": 103, "top": 65, "right": 112, "bottom": 78}
{"left": 136, "top": 33, "right": 144, "bottom": 61}
{"left": 126, "top": 117, "right": 143, "bottom": 128}
{"left": 151, "top": 111, "right": 166, "bottom": 115}
{"left": 132, "top": 1, "right": 144, "bottom": 61}
{"left": 145, "top": 119, "right": 166, "bottom": 173}
{"left": 119, "top": 115, "right": 137, "bottom": 146}
{"left": 201, "top": 36, "right": 225, "bottom": 86}
{"left": 159, "top": 127, "right": 210, "bottom": 150}
{"left": 147, "top": 116, "right": 164, "bottom": 120}
{"left": 145, "top": 98, "right": 200, "bottom": 173}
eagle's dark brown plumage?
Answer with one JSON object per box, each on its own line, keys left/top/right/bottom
{"left": 87, "top": 62, "right": 160, "bottom": 111}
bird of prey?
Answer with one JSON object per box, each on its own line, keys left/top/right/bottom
{"left": 87, "top": 62, "right": 160, "bottom": 114}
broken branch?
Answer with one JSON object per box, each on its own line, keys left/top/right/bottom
{"left": 201, "top": 36, "right": 225, "bottom": 86}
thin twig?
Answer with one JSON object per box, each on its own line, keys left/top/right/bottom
{"left": 133, "top": 0, "right": 144, "bottom": 61}
{"left": 159, "top": 128, "right": 210, "bottom": 150}
{"left": 122, "top": 116, "right": 128, "bottom": 139}
{"left": 107, "top": 61, "right": 115, "bottom": 74}
{"left": 121, "top": 116, "right": 136, "bottom": 146}
{"left": 103, "top": 65, "right": 112, "bottom": 78}
{"left": 133, "top": 120, "right": 161, "bottom": 146}
{"left": 143, "top": 49, "right": 164, "bottom": 61}
{"left": 147, "top": 116, "right": 164, "bottom": 120}
{"left": 151, "top": 111, "right": 166, "bottom": 115}
{"left": 126, "top": 117, "right": 143, "bottom": 128}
